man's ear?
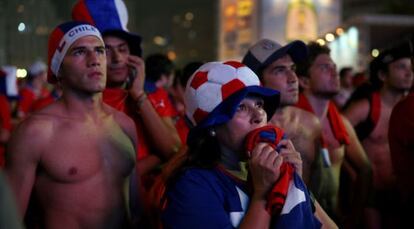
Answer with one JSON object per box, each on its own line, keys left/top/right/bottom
{"left": 298, "top": 75, "right": 310, "bottom": 90}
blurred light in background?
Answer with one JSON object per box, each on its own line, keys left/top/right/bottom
{"left": 167, "top": 51, "right": 177, "bottom": 60}
{"left": 325, "top": 33, "right": 335, "bottom": 42}
{"left": 336, "top": 27, "right": 344, "bottom": 36}
{"left": 16, "top": 68, "right": 27, "bottom": 78}
{"left": 18, "top": 22, "right": 26, "bottom": 32}
{"left": 316, "top": 38, "right": 326, "bottom": 46}
{"left": 371, "top": 49, "right": 380, "bottom": 57}
{"left": 153, "top": 36, "right": 167, "bottom": 46}
{"left": 185, "top": 12, "right": 194, "bottom": 21}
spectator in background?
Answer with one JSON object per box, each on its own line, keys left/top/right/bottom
{"left": 242, "top": 39, "right": 322, "bottom": 187}
{"left": 16, "top": 60, "right": 50, "bottom": 119}
{"left": 333, "top": 67, "right": 354, "bottom": 109}
{"left": 242, "top": 39, "right": 336, "bottom": 227}
{"left": 0, "top": 92, "right": 11, "bottom": 168}
{"left": 352, "top": 71, "right": 368, "bottom": 88}
{"left": 389, "top": 91, "right": 414, "bottom": 228}
{"left": 145, "top": 53, "right": 175, "bottom": 89}
{"left": 170, "top": 61, "right": 204, "bottom": 116}
{"left": 343, "top": 43, "right": 413, "bottom": 228}
{"left": 169, "top": 61, "right": 204, "bottom": 143}
{"left": 0, "top": 70, "right": 12, "bottom": 168}
{"left": 296, "top": 42, "right": 371, "bottom": 228}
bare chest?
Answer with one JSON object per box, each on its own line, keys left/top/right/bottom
{"left": 39, "top": 119, "right": 135, "bottom": 183}
{"left": 365, "top": 105, "right": 392, "bottom": 145}
{"left": 322, "top": 120, "right": 345, "bottom": 165}
{"left": 271, "top": 116, "right": 316, "bottom": 164}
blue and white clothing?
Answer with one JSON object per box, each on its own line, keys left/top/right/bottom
{"left": 162, "top": 167, "right": 321, "bottom": 228}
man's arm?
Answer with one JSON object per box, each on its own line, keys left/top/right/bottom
{"left": 135, "top": 100, "right": 181, "bottom": 160}
{"left": 314, "top": 200, "right": 338, "bottom": 229}
{"left": 4, "top": 118, "right": 45, "bottom": 216}
{"left": 342, "top": 99, "right": 370, "bottom": 126}
{"left": 342, "top": 116, "right": 372, "bottom": 226}
{"left": 128, "top": 56, "right": 181, "bottom": 160}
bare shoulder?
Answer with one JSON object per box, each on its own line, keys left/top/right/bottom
{"left": 103, "top": 104, "right": 137, "bottom": 144}
{"left": 340, "top": 114, "right": 358, "bottom": 138}
{"left": 291, "top": 107, "right": 322, "bottom": 132}
{"left": 343, "top": 98, "right": 370, "bottom": 125}
{"left": 7, "top": 109, "right": 57, "bottom": 161}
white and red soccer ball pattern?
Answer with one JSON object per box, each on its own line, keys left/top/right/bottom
{"left": 185, "top": 61, "right": 261, "bottom": 126}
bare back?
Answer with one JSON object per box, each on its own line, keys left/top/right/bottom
{"left": 6, "top": 101, "right": 136, "bottom": 229}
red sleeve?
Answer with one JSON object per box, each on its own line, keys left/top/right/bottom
{"left": 0, "top": 95, "right": 11, "bottom": 131}
{"left": 18, "top": 88, "right": 35, "bottom": 114}
{"left": 147, "top": 88, "right": 177, "bottom": 117}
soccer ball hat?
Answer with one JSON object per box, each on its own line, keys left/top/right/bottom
{"left": 185, "top": 61, "right": 280, "bottom": 142}
{"left": 47, "top": 21, "right": 103, "bottom": 84}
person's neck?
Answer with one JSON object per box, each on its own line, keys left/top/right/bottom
{"left": 219, "top": 144, "right": 242, "bottom": 171}
{"left": 380, "top": 86, "right": 409, "bottom": 106}
{"left": 303, "top": 90, "right": 330, "bottom": 119}
{"left": 61, "top": 90, "right": 105, "bottom": 119}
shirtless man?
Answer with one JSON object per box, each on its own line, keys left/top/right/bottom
{"left": 295, "top": 42, "right": 371, "bottom": 227}
{"left": 343, "top": 44, "right": 413, "bottom": 228}
{"left": 5, "top": 21, "right": 137, "bottom": 228}
{"left": 72, "top": 0, "right": 181, "bottom": 177}
{"left": 242, "top": 39, "right": 322, "bottom": 186}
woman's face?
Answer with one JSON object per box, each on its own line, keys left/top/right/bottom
{"left": 215, "top": 96, "right": 267, "bottom": 155}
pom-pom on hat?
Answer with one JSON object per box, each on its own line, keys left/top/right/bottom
{"left": 184, "top": 61, "right": 280, "bottom": 142}
{"left": 242, "top": 39, "right": 308, "bottom": 76}
{"left": 47, "top": 21, "right": 103, "bottom": 84}
{"left": 72, "top": 0, "right": 142, "bottom": 56}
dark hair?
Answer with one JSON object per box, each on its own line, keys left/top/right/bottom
{"left": 339, "top": 67, "right": 353, "bottom": 79}
{"left": 160, "top": 128, "right": 222, "bottom": 191}
{"left": 180, "top": 62, "right": 204, "bottom": 87}
{"left": 149, "top": 130, "right": 221, "bottom": 228}
{"left": 368, "top": 58, "right": 384, "bottom": 90}
{"left": 145, "top": 53, "right": 174, "bottom": 82}
{"left": 173, "top": 61, "right": 204, "bottom": 88}
{"left": 296, "top": 42, "right": 331, "bottom": 78}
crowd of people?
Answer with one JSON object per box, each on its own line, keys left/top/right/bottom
{"left": 0, "top": 0, "right": 413, "bottom": 228}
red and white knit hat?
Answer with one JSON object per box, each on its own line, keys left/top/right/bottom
{"left": 47, "top": 21, "right": 103, "bottom": 84}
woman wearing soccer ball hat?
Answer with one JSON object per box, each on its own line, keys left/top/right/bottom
{"left": 157, "top": 61, "right": 323, "bottom": 228}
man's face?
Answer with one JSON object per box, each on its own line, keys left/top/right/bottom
{"left": 59, "top": 35, "right": 106, "bottom": 93}
{"left": 308, "top": 53, "right": 340, "bottom": 98}
{"left": 262, "top": 55, "right": 299, "bottom": 106}
{"left": 384, "top": 58, "right": 414, "bottom": 92}
{"left": 104, "top": 35, "right": 130, "bottom": 86}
